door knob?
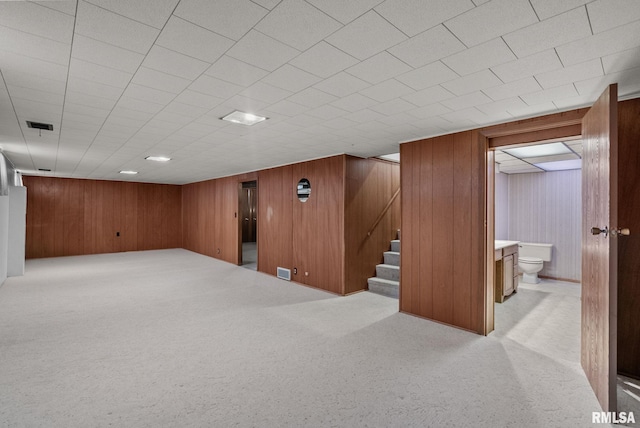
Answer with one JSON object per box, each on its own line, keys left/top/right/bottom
{"left": 591, "top": 226, "right": 608, "bottom": 237}
{"left": 611, "top": 227, "right": 631, "bottom": 237}
{"left": 244, "top": 217, "right": 249, "bottom": 221}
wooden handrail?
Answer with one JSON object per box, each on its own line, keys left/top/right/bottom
{"left": 366, "top": 187, "right": 400, "bottom": 237}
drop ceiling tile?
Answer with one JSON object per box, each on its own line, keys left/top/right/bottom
{"left": 161, "top": 102, "right": 208, "bottom": 119}
{"left": 325, "top": 11, "right": 407, "bottom": 61}
{"left": 63, "top": 102, "right": 111, "bottom": 118}
{"left": 85, "top": 0, "right": 179, "bottom": 29}
{"left": 475, "top": 97, "right": 528, "bottom": 115}
{"left": 313, "top": 72, "right": 371, "bottom": 97}
{"left": 239, "top": 81, "right": 293, "bottom": 104}
{"left": 156, "top": 16, "right": 234, "bottom": 64}
{"left": 75, "top": 1, "right": 159, "bottom": 54}
{"left": 117, "top": 97, "right": 165, "bottom": 115}
{"left": 287, "top": 87, "right": 338, "bottom": 108}
{"left": 445, "top": 0, "right": 538, "bottom": 47}
{"left": 535, "top": 58, "right": 603, "bottom": 89}
{"left": 69, "top": 58, "right": 134, "bottom": 88}
{"left": 174, "top": 0, "right": 268, "bottom": 41}
{"left": 440, "top": 107, "right": 488, "bottom": 124}
{"left": 262, "top": 65, "right": 322, "bottom": 92}
{"left": 0, "top": 2, "right": 74, "bottom": 43}
{"left": 264, "top": 100, "right": 310, "bottom": 116}
{"left": 375, "top": 0, "right": 474, "bottom": 37}
{"left": 388, "top": 25, "right": 465, "bottom": 69}
{"left": 205, "top": 55, "right": 269, "bottom": 87}
{"left": 0, "top": 50, "right": 69, "bottom": 84}
{"left": 226, "top": 30, "right": 300, "bottom": 72}
{"left": 482, "top": 76, "right": 542, "bottom": 101}
{"left": 395, "top": 61, "right": 459, "bottom": 91}
{"left": 252, "top": 0, "right": 280, "bottom": 10}
{"left": 111, "top": 106, "right": 155, "bottom": 122}
{"left": 402, "top": 85, "right": 454, "bottom": 107}
{"left": 142, "top": 45, "right": 211, "bottom": 81}
{"left": 306, "top": 0, "right": 383, "bottom": 25}
{"left": 359, "top": 79, "right": 414, "bottom": 103}
{"left": 441, "top": 91, "right": 492, "bottom": 110}
{"left": 441, "top": 69, "right": 503, "bottom": 96}
{"left": 503, "top": 7, "right": 591, "bottom": 58}
{"left": 71, "top": 35, "right": 144, "bottom": 74}
{"left": 131, "top": 67, "right": 192, "bottom": 94}
{"left": 67, "top": 77, "right": 125, "bottom": 100}
{"left": 33, "top": 1, "right": 78, "bottom": 17}
{"left": 529, "top": 0, "right": 590, "bottom": 21}
{"left": 289, "top": 42, "right": 359, "bottom": 79}
{"left": 122, "top": 84, "right": 177, "bottom": 105}
{"left": 0, "top": 26, "right": 70, "bottom": 65}
{"left": 520, "top": 84, "right": 578, "bottom": 106}
{"left": 255, "top": 0, "right": 342, "bottom": 51}
{"left": 587, "top": 0, "right": 640, "bottom": 34}
{"left": 189, "top": 75, "right": 245, "bottom": 99}
{"left": 368, "top": 98, "right": 415, "bottom": 115}
{"left": 407, "top": 103, "right": 451, "bottom": 119}
{"left": 7, "top": 85, "right": 65, "bottom": 106}
{"left": 553, "top": 93, "right": 597, "bottom": 109}
{"left": 445, "top": 39, "right": 516, "bottom": 77}
{"left": 602, "top": 46, "right": 640, "bottom": 74}
{"left": 173, "top": 90, "right": 225, "bottom": 109}
{"left": 345, "top": 52, "right": 412, "bottom": 84}
{"left": 306, "top": 104, "right": 349, "bottom": 120}
{"left": 556, "top": 20, "right": 640, "bottom": 66}
{"left": 330, "top": 93, "right": 378, "bottom": 112}
{"left": 491, "top": 50, "right": 563, "bottom": 83}
{"left": 574, "top": 65, "right": 640, "bottom": 98}
{"left": 219, "top": 95, "right": 271, "bottom": 115}
{"left": 65, "top": 91, "right": 117, "bottom": 110}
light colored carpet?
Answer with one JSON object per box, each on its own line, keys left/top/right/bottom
{"left": 0, "top": 249, "right": 611, "bottom": 427}
{"left": 241, "top": 242, "right": 257, "bottom": 271}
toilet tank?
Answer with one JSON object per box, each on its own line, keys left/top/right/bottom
{"left": 518, "top": 242, "right": 552, "bottom": 261}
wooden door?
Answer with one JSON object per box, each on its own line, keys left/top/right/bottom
{"left": 581, "top": 84, "right": 618, "bottom": 412}
{"left": 240, "top": 185, "right": 257, "bottom": 243}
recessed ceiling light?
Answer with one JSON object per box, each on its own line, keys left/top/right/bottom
{"left": 221, "top": 110, "right": 267, "bottom": 126}
{"left": 504, "top": 142, "right": 571, "bottom": 158}
{"left": 534, "top": 159, "right": 582, "bottom": 172}
{"left": 145, "top": 156, "right": 171, "bottom": 162}
{"left": 119, "top": 170, "right": 138, "bottom": 175}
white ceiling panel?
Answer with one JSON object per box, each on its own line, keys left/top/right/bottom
{"left": 587, "top": 0, "right": 640, "bottom": 34}
{"left": 33, "top": 1, "right": 78, "bottom": 17}
{"left": 289, "top": 42, "right": 359, "bottom": 79}
{"left": 156, "top": 16, "right": 234, "bottom": 64}
{"left": 395, "top": 61, "right": 458, "bottom": 91}
{"left": 441, "top": 69, "right": 503, "bottom": 96}
{"left": 226, "top": 30, "right": 300, "bottom": 72}
{"left": 476, "top": 97, "right": 528, "bottom": 116}
{"left": 305, "top": 0, "right": 384, "bottom": 25}
{"left": 7, "top": 85, "right": 65, "bottom": 106}
{"left": 0, "top": 2, "right": 74, "bottom": 43}
{"left": 71, "top": 34, "right": 144, "bottom": 74}
{"left": 503, "top": 7, "right": 591, "bottom": 58}
{"left": 401, "top": 85, "right": 454, "bottom": 107}
{"left": 69, "top": 58, "right": 133, "bottom": 88}
{"left": 407, "top": 103, "right": 452, "bottom": 119}
{"left": 239, "top": 81, "right": 293, "bottom": 104}
{"left": 369, "top": 98, "right": 415, "bottom": 116}
{"left": 122, "top": 84, "right": 177, "bottom": 105}
{"left": 142, "top": 45, "right": 210, "bottom": 81}
{"left": 520, "top": 84, "right": 579, "bottom": 106}
{"left": 262, "top": 65, "right": 321, "bottom": 93}
{"left": 325, "top": 11, "right": 407, "bottom": 61}
{"left": 443, "top": 38, "right": 515, "bottom": 76}
{"left": 491, "top": 50, "right": 563, "bottom": 83}
{"left": 602, "top": 46, "right": 640, "bottom": 74}
{"left": 330, "top": 93, "right": 378, "bottom": 112}
{"left": 388, "top": 25, "right": 464, "bottom": 69}
{"left": 482, "top": 77, "right": 542, "bottom": 101}
{"left": 441, "top": 91, "right": 492, "bottom": 110}
{"left": 313, "top": 72, "right": 370, "bottom": 97}
{"left": 0, "top": 25, "right": 70, "bottom": 65}
{"left": 359, "top": 79, "right": 413, "bottom": 103}
{"left": 445, "top": 0, "right": 538, "bottom": 47}
{"left": 84, "top": 0, "right": 179, "bottom": 29}
{"left": 75, "top": 1, "right": 159, "bottom": 54}
{"left": 131, "top": 67, "right": 192, "bottom": 94}
{"left": 173, "top": 90, "right": 224, "bottom": 109}
{"left": 287, "top": 87, "right": 338, "bottom": 108}
{"left": 529, "top": 0, "right": 591, "bottom": 21}
{"left": 205, "top": 55, "right": 269, "bottom": 87}
{"left": 189, "top": 75, "right": 244, "bottom": 99}
{"left": 534, "top": 59, "right": 603, "bottom": 89}
{"left": 255, "top": 0, "right": 342, "bottom": 51}
{"left": 0, "top": 50, "right": 69, "bottom": 84}
{"left": 345, "top": 52, "right": 412, "bottom": 85}
{"left": 376, "top": 0, "right": 474, "bottom": 37}
{"left": 174, "top": 0, "right": 268, "bottom": 41}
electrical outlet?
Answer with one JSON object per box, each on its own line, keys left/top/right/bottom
{"left": 293, "top": 268, "right": 297, "bottom": 275}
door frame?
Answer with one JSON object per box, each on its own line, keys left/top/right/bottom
{"left": 237, "top": 179, "right": 258, "bottom": 266}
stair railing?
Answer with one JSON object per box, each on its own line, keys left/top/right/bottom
{"left": 366, "top": 187, "right": 400, "bottom": 237}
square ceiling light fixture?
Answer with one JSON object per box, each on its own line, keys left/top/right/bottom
{"left": 503, "top": 142, "right": 571, "bottom": 158}
{"left": 534, "top": 159, "right": 582, "bottom": 171}
{"left": 145, "top": 156, "right": 171, "bottom": 162}
{"left": 221, "top": 110, "right": 267, "bottom": 126}
{"left": 119, "top": 170, "right": 138, "bottom": 175}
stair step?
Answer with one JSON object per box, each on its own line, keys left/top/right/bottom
{"left": 376, "top": 263, "right": 399, "bottom": 281}
{"left": 390, "top": 239, "right": 400, "bottom": 252}
{"left": 383, "top": 251, "right": 400, "bottom": 266}
{"left": 368, "top": 277, "right": 399, "bottom": 299}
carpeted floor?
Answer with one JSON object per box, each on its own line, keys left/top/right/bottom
{"left": 0, "top": 249, "right": 615, "bottom": 427}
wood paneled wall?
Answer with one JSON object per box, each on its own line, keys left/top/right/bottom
{"left": 617, "top": 98, "right": 640, "bottom": 379}
{"left": 23, "top": 176, "right": 182, "bottom": 258}
{"left": 345, "top": 156, "right": 400, "bottom": 294}
{"left": 400, "top": 131, "right": 485, "bottom": 333}
{"left": 507, "top": 169, "right": 582, "bottom": 281}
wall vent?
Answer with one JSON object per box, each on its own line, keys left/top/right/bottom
{"left": 276, "top": 267, "right": 291, "bottom": 281}
{"left": 26, "top": 121, "right": 53, "bottom": 131}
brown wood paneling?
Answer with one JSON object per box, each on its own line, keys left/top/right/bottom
{"left": 581, "top": 84, "right": 617, "bottom": 412}
{"left": 617, "top": 98, "right": 640, "bottom": 380}
{"left": 257, "top": 165, "right": 293, "bottom": 277}
{"left": 23, "top": 177, "right": 181, "bottom": 259}
{"left": 344, "top": 156, "right": 400, "bottom": 295}
{"left": 400, "top": 130, "right": 485, "bottom": 333}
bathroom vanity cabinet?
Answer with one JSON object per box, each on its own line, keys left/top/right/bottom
{"left": 494, "top": 241, "right": 519, "bottom": 303}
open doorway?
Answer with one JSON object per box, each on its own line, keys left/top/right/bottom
{"left": 239, "top": 180, "right": 257, "bottom": 270}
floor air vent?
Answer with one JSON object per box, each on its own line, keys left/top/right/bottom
{"left": 277, "top": 267, "right": 291, "bottom": 281}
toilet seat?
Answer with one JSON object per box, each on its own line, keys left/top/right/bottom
{"left": 519, "top": 256, "right": 542, "bottom": 264}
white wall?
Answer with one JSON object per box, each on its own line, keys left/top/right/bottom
{"left": 508, "top": 169, "right": 582, "bottom": 281}
{"left": 0, "top": 195, "right": 8, "bottom": 285}
{"left": 495, "top": 171, "right": 509, "bottom": 240}
{"left": 8, "top": 186, "right": 26, "bottom": 277}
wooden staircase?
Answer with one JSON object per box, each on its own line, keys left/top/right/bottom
{"left": 367, "top": 231, "right": 400, "bottom": 298}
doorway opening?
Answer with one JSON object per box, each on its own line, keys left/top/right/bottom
{"left": 239, "top": 180, "right": 257, "bottom": 270}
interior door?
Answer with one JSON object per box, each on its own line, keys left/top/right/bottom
{"left": 581, "top": 84, "right": 618, "bottom": 412}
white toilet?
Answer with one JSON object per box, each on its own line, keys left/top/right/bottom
{"left": 518, "top": 242, "right": 553, "bottom": 284}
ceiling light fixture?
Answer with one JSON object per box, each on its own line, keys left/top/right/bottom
{"left": 534, "top": 159, "right": 582, "bottom": 172}
{"left": 119, "top": 170, "right": 138, "bottom": 175}
{"left": 145, "top": 156, "right": 171, "bottom": 162}
{"left": 221, "top": 110, "right": 267, "bottom": 126}
{"left": 503, "top": 142, "right": 571, "bottom": 158}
